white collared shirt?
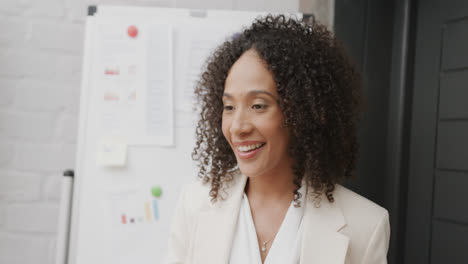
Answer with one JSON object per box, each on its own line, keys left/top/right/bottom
{"left": 229, "top": 183, "right": 306, "bottom": 264}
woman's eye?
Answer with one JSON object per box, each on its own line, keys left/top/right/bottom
{"left": 223, "top": 105, "right": 233, "bottom": 111}
{"left": 252, "top": 104, "right": 267, "bottom": 110}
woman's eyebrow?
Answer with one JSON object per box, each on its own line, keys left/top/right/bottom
{"left": 222, "top": 90, "right": 276, "bottom": 99}
{"left": 248, "top": 90, "right": 276, "bottom": 99}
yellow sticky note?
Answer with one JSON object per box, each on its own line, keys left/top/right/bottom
{"left": 97, "top": 138, "right": 128, "bottom": 166}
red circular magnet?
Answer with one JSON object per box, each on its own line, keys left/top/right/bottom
{"left": 127, "top": 25, "right": 138, "bottom": 38}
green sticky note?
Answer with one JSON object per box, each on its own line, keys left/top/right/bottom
{"left": 151, "top": 186, "right": 162, "bottom": 198}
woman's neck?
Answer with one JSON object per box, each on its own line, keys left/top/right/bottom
{"left": 244, "top": 167, "right": 296, "bottom": 204}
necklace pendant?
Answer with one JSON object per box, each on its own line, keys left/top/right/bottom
{"left": 261, "top": 242, "right": 267, "bottom": 252}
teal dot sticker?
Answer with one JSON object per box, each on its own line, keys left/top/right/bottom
{"left": 151, "top": 186, "right": 162, "bottom": 198}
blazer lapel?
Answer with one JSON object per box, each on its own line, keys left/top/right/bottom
{"left": 192, "top": 175, "right": 349, "bottom": 264}
{"left": 300, "top": 189, "right": 349, "bottom": 264}
{"left": 192, "top": 174, "right": 247, "bottom": 264}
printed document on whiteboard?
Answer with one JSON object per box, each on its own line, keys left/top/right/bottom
{"left": 92, "top": 20, "right": 174, "bottom": 146}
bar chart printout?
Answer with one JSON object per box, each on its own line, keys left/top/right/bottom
{"left": 106, "top": 186, "right": 161, "bottom": 227}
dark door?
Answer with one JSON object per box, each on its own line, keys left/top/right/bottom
{"left": 405, "top": 0, "right": 468, "bottom": 263}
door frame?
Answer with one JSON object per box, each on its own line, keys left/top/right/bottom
{"left": 334, "top": 1, "right": 418, "bottom": 263}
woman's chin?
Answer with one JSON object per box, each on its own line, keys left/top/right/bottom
{"left": 237, "top": 165, "right": 262, "bottom": 178}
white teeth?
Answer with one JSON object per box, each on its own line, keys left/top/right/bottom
{"left": 237, "top": 143, "right": 264, "bottom": 152}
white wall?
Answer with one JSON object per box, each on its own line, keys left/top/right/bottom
{"left": 0, "top": 0, "right": 332, "bottom": 263}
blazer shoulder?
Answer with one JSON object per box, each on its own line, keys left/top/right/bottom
{"left": 333, "top": 185, "right": 390, "bottom": 262}
{"left": 333, "top": 184, "right": 390, "bottom": 261}
{"left": 179, "top": 180, "right": 212, "bottom": 214}
{"left": 334, "top": 184, "right": 388, "bottom": 222}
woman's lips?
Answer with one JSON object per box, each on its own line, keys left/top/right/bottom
{"left": 236, "top": 143, "right": 266, "bottom": 159}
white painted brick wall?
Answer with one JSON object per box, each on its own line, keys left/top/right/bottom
{"left": 43, "top": 174, "right": 62, "bottom": 201}
{"left": 14, "top": 80, "right": 74, "bottom": 111}
{"left": 27, "top": 0, "right": 67, "bottom": 19}
{"left": 0, "top": 0, "right": 31, "bottom": 16}
{"left": 0, "top": 1, "right": 332, "bottom": 263}
{"left": 0, "top": 170, "right": 41, "bottom": 201}
{"left": 6, "top": 203, "right": 59, "bottom": 232}
{"left": 30, "top": 22, "right": 84, "bottom": 53}
{"left": 0, "top": 142, "right": 14, "bottom": 166}
{"left": 0, "top": 111, "right": 59, "bottom": 140}
{"left": 0, "top": 51, "right": 57, "bottom": 79}
{"left": 0, "top": 17, "right": 29, "bottom": 47}
{"left": 57, "top": 115, "right": 79, "bottom": 143}
{"left": 0, "top": 202, "right": 5, "bottom": 226}
{"left": 13, "top": 143, "right": 76, "bottom": 172}
{"left": 0, "top": 80, "right": 16, "bottom": 107}
{"left": 0, "top": 233, "right": 51, "bottom": 264}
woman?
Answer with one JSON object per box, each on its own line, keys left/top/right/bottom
{"left": 167, "top": 15, "right": 390, "bottom": 264}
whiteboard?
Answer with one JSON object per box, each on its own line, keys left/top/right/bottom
{"left": 68, "top": 6, "right": 301, "bottom": 264}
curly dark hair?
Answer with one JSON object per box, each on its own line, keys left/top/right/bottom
{"left": 192, "top": 14, "right": 363, "bottom": 205}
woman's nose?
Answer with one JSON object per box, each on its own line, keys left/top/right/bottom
{"left": 229, "top": 110, "right": 253, "bottom": 136}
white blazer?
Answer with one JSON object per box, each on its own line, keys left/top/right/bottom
{"left": 166, "top": 173, "right": 390, "bottom": 264}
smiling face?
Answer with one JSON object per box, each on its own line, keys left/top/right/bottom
{"left": 222, "top": 49, "right": 292, "bottom": 178}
